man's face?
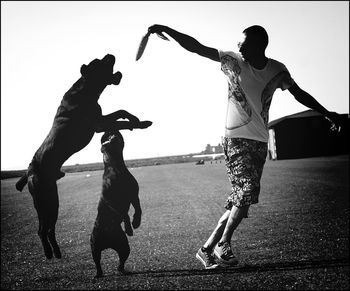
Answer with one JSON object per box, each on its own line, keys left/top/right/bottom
{"left": 237, "top": 32, "right": 261, "bottom": 62}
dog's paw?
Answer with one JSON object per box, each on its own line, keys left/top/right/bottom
{"left": 93, "top": 273, "right": 104, "bottom": 279}
{"left": 132, "top": 215, "right": 141, "bottom": 229}
{"left": 125, "top": 227, "right": 133, "bottom": 236}
{"left": 138, "top": 120, "right": 152, "bottom": 129}
{"left": 117, "top": 266, "right": 131, "bottom": 275}
{"left": 53, "top": 247, "right": 62, "bottom": 259}
{"left": 43, "top": 244, "right": 53, "bottom": 260}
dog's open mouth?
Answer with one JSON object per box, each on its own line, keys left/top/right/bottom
{"left": 111, "top": 71, "right": 122, "bottom": 85}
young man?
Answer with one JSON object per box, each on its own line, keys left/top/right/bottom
{"left": 147, "top": 24, "right": 343, "bottom": 269}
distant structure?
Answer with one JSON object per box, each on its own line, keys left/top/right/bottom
{"left": 202, "top": 143, "right": 224, "bottom": 155}
{"left": 268, "top": 110, "right": 349, "bottom": 160}
{"left": 192, "top": 142, "right": 224, "bottom": 161}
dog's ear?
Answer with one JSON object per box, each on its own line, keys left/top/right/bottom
{"left": 81, "top": 59, "right": 100, "bottom": 78}
{"left": 80, "top": 64, "right": 88, "bottom": 77}
{"left": 15, "top": 174, "right": 28, "bottom": 192}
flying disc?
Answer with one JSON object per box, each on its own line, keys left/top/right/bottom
{"left": 136, "top": 31, "right": 169, "bottom": 61}
{"left": 136, "top": 31, "right": 151, "bottom": 61}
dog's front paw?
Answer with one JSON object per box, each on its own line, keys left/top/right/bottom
{"left": 125, "top": 226, "right": 133, "bottom": 236}
{"left": 138, "top": 120, "right": 152, "bottom": 129}
{"left": 132, "top": 214, "right": 141, "bottom": 229}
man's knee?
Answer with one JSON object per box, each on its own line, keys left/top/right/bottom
{"left": 217, "top": 210, "right": 231, "bottom": 226}
{"left": 237, "top": 205, "right": 250, "bottom": 218}
{"left": 230, "top": 205, "right": 250, "bottom": 219}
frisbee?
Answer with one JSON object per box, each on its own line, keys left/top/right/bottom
{"left": 136, "top": 31, "right": 150, "bottom": 61}
{"left": 136, "top": 31, "right": 169, "bottom": 61}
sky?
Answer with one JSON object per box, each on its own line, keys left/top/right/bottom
{"left": 1, "top": 1, "right": 349, "bottom": 171}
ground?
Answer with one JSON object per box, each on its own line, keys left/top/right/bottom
{"left": 1, "top": 155, "right": 349, "bottom": 290}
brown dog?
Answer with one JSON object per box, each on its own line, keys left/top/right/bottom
{"left": 90, "top": 122, "right": 151, "bottom": 278}
{"left": 14, "top": 54, "right": 145, "bottom": 260}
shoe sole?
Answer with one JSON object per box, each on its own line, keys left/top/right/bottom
{"left": 196, "top": 253, "right": 220, "bottom": 269}
{"left": 213, "top": 249, "right": 239, "bottom": 266}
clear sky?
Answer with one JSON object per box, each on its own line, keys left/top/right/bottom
{"left": 1, "top": 1, "right": 349, "bottom": 170}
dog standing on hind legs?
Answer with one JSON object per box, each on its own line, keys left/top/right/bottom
{"left": 14, "top": 54, "right": 147, "bottom": 260}
{"left": 90, "top": 120, "right": 151, "bottom": 278}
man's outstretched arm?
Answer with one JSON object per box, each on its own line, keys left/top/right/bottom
{"left": 148, "top": 24, "right": 220, "bottom": 62}
{"left": 288, "top": 82, "right": 343, "bottom": 131}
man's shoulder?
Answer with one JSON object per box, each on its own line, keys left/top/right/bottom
{"left": 268, "top": 58, "right": 288, "bottom": 71}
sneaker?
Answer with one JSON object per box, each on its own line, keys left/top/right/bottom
{"left": 214, "top": 242, "right": 238, "bottom": 266}
{"left": 196, "top": 247, "right": 220, "bottom": 269}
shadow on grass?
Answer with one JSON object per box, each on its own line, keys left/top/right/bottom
{"left": 122, "top": 258, "right": 349, "bottom": 278}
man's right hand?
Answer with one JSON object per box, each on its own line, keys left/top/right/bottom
{"left": 148, "top": 24, "right": 167, "bottom": 34}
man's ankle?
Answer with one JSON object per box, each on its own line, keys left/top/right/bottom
{"left": 218, "top": 241, "right": 229, "bottom": 247}
{"left": 201, "top": 246, "right": 212, "bottom": 252}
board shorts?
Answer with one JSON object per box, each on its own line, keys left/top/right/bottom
{"left": 222, "top": 137, "right": 268, "bottom": 216}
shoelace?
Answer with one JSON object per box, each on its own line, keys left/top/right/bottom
{"left": 221, "top": 242, "right": 234, "bottom": 258}
{"left": 203, "top": 250, "right": 216, "bottom": 263}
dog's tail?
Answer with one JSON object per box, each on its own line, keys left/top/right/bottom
{"left": 15, "top": 174, "right": 28, "bottom": 192}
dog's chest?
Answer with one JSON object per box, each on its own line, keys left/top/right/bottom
{"left": 103, "top": 168, "right": 138, "bottom": 194}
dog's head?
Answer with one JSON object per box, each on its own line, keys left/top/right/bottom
{"left": 101, "top": 131, "right": 124, "bottom": 155}
{"left": 80, "top": 54, "right": 122, "bottom": 85}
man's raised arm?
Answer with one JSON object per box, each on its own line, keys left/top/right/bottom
{"left": 148, "top": 24, "right": 220, "bottom": 62}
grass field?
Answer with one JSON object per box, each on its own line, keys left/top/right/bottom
{"left": 1, "top": 155, "right": 349, "bottom": 290}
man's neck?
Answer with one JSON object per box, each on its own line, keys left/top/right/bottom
{"left": 248, "top": 55, "right": 268, "bottom": 70}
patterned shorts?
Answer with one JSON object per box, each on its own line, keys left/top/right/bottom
{"left": 222, "top": 137, "right": 268, "bottom": 212}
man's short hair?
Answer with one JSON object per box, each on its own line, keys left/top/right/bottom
{"left": 243, "top": 25, "right": 269, "bottom": 49}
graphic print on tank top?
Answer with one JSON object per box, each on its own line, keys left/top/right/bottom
{"left": 221, "top": 55, "right": 252, "bottom": 130}
{"left": 260, "top": 71, "right": 292, "bottom": 128}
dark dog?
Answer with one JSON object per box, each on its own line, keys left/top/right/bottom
{"left": 90, "top": 122, "right": 151, "bottom": 278}
{"left": 14, "top": 54, "right": 145, "bottom": 260}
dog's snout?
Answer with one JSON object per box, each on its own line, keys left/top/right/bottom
{"left": 103, "top": 54, "right": 115, "bottom": 65}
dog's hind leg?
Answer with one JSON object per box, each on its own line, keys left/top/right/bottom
{"left": 91, "top": 241, "right": 103, "bottom": 278}
{"left": 38, "top": 221, "right": 54, "bottom": 259}
{"left": 48, "top": 227, "right": 61, "bottom": 258}
{"left": 114, "top": 229, "right": 130, "bottom": 274}
{"left": 48, "top": 230, "right": 61, "bottom": 258}
{"left": 28, "top": 175, "right": 60, "bottom": 259}
{"left": 47, "top": 185, "right": 61, "bottom": 259}
{"left": 48, "top": 218, "right": 61, "bottom": 258}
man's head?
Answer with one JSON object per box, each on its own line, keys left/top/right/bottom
{"left": 238, "top": 25, "right": 269, "bottom": 61}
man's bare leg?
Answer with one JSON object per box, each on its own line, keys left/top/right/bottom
{"left": 202, "top": 210, "right": 230, "bottom": 250}
{"left": 219, "top": 205, "right": 249, "bottom": 244}
{"left": 203, "top": 205, "right": 249, "bottom": 251}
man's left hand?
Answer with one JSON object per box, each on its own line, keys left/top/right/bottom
{"left": 325, "top": 112, "right": 343, "bottom": 132}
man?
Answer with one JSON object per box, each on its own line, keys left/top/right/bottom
{"left": 147, "top": 24, "right": 343, "bottom": 269}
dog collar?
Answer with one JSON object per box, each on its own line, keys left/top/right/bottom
{"left": 101, "top": 134, "right": 116, "bottom": 146}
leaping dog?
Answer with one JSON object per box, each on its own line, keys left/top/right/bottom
{"left": 15, "top": 54, "right": 150, "bottom": 260}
